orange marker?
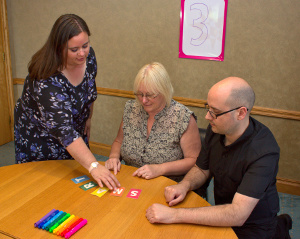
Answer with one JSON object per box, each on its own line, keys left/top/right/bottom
{"left": 56, "top": 216, "right": 79, "bottom": 236}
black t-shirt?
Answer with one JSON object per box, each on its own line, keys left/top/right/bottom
{"left": 197, "top": 117, "right": 280, "bottom": 238}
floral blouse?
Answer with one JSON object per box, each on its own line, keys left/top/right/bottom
{"left": 121, "top": 99, "right": 196, "bottom": 181}
{"left": 14, "top": 47, "right": 97, "bottom": 163}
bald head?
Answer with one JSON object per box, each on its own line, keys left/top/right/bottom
{"left": 210, "top": 77, "right": 255, "bottom": 112}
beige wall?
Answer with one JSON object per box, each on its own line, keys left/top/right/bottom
{"left": 7, "top": 0, "right": 300, "bottom": 180}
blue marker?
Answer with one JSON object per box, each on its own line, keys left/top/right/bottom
{"left": 38, "top": 210, "right": 59, "bottom": 229}
{"left": 42, "top": 211, "right": 64, "bottom": 230}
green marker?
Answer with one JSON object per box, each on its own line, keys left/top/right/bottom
{"left": 47, "top": 211, "right": 67, "bottom": 232}
{"left": 49, "top": 212, "right": 70, "bottom": 233}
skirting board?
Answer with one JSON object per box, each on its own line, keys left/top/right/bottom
{"left": 89, "top": 141, "right": 300, "bottom": 196}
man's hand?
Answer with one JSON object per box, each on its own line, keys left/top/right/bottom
{"left": 146, "top": 203, "right": 177, "bottom": 224}
{"left": 165, "top": 183, "right": 189, "bottom": 206}
{"left": 91, "top": 164, "right": 121, "bottom": 191}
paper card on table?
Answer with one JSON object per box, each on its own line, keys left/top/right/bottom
{"left": 110, "top": 187, "right": 125, "bottom": 197}
{"left": 91, "top": 187, "right": 109, "bottom": 198}
{"left": 127, "top": 189, "right": 142, "bottom": 199}
{"left": 79, "top": 181, "right": 97, "bottom": 191}
{"left": 71, "top": 175, "right": 90, "bottom": 184}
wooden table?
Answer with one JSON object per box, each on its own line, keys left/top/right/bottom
{"left": 0, "top": 160, "right": 237, "bottom": 238}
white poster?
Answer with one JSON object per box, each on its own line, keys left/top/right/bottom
{"left": 179, "top": 0, "right": 228, "bottom": 61}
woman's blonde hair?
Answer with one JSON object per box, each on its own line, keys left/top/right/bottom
{"left": 133, "top": 62, "right": 174, "bottom": 106}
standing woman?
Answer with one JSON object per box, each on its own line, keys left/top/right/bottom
{"left": 14, "top": 14, "right": 120, "bottom": 190}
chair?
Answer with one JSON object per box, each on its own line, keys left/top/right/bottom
{"left": 199, "top": 128, "right": 206, "bottom": 146}
{"left": 193, "top": 128, "right": 212, "bottom": 200}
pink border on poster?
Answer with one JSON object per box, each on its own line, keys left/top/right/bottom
{"left": 179, "top": 0, "right": 228, "bottom": 61}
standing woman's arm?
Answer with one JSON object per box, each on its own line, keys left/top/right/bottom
{"left": 66, "top": 137, "right": 121, "bottom": 190}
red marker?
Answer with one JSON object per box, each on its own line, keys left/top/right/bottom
{"left": 61, "top": 218, "right": 83, "bottom": 237}
{"left": 65, "top": 219, "right": 88, "bottom": 239}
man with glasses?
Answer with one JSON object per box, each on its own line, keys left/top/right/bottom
{"left": 146, "top": 77, "right": 292, "bottom": 238}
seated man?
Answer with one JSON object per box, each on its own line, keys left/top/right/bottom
{"left": 146, "top": 77, "right": 292, "bottom": 239}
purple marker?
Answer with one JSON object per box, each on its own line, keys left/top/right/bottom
{"left": 34, "top": 209, "right": 57, "bottom": 228}
{"left": 38, "top": 210, "right": 59, "bottom": 229}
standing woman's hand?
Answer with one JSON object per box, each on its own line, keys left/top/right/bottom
{"left": 66, "top": 137, "right": 121, "bottom": 191}
{"left": 90, "top": 164, "right": 121, "bottom": 191}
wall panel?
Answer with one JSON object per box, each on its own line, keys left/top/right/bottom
{"left": 7, "top": 0, "right": 300, "bottom": 180}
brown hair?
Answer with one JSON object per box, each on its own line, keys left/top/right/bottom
{"left": 28, "top": 14, "right": 90, "bottom": 80}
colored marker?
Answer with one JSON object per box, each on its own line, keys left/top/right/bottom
{"left": 34, "top": 209, "right": 56, "bottom": 228}
{"left": 50, "top": 213, "right": 70, "bottom": 233}
{"left": 65, "top": 219, "right": 88, "bottom": 239}
{"left": 57, "top": 216, "right": 79, "bottom": 236}
{"left": 43, "top": 211, "right": 64, "bottom": 230}
{"left": 61, "top": 218, "right": 83, "bottom": 237}
{"left": 38, "top": 210, "right": 59, "bottom": 229}
{"left": 55, "top": 215, "right": 75, "bottom": 235}
{"left": 48, "top": 211, "right": 67, "bottom": 232}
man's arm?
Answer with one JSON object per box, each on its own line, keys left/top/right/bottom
{"left": 146, "top": 192, "right": 259, "bottom": 227}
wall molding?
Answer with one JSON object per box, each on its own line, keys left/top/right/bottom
{"left": 97, "top": 87, "right": 300, "bottom": 121}
{"left": 90, "top": 142, "right": 300, "bottom": 196}
{"left": 14, "top": 78, "right": 25, "bottom": 84}
{"left": 90, "top": 141, "right": 111, "bottom": 157}
{"left": 277, "top": 177, "right": 300, "bottom": 196}
{"left": 13, "top": 79, "right": 300, "bottom": 120}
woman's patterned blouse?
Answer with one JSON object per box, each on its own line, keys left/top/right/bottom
{"left": 121, "top": 99, "right": 196, "bottom": 181}
{"left": 14, "top": 47, "right": 97, "bottom": 163}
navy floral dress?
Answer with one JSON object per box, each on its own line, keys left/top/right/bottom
{"left": 14, "top": 47, "right": 97, "bottom": 163}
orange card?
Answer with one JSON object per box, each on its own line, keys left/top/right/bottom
{"left": 110, "top": 187, "right": 125, "bottom": 197}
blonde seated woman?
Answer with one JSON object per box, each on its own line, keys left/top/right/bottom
{"left": 105, "top": 62, "right": 201, "bottom": 182}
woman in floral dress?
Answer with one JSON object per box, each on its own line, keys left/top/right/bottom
{"left": 14, "top": 14, "right": 120, "bottom": 190}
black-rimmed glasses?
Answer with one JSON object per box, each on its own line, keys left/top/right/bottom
{"left": 205, "top": 103, "right": 248, "bottom": 119}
